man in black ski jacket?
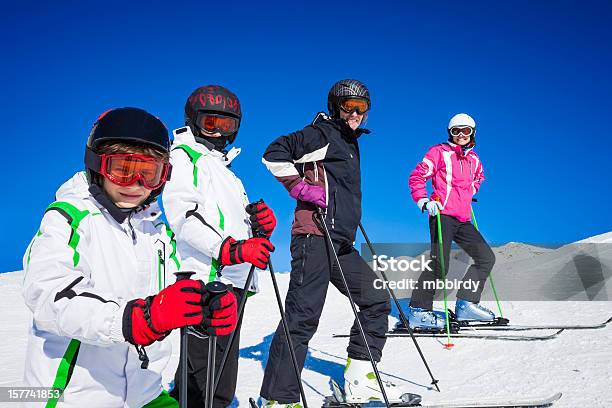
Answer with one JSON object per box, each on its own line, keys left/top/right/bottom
{"left": 258, "top": 80, "right": 408, "bottom": 406}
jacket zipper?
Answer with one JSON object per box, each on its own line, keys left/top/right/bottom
{"left": 298, "top": 234, "right": 310, "bottom": 285}
{"left": 157, "top": 249, "right": 165, "bottom": 291}
{"left": 331, "top": 189, "right": 337, "bottom": 229}
{"left": 127, "top": 212, "right": 136, "bottom": 243}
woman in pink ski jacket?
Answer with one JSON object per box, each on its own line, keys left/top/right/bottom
{"left": 406, "top": 113, "right": 497, "bottom": 331}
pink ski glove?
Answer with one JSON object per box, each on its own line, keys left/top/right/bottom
{"left": 289, "top": 180, "right": 327, "bottom": 208}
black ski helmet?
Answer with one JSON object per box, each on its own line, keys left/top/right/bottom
{"left": 184, "top": 85, "right": 242, "bottom": 145}
{"left": 327, "top": 79, "right": 370, "bottom": 118}
{"left": 84, "top": 107, "right": 170, "bottom": 201}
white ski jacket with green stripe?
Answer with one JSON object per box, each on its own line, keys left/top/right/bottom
{"left": 162, "top": 127, "right": 258, "bottom": 292}
{"left": 22, "top": 172, "right": 180, "bottom": 408}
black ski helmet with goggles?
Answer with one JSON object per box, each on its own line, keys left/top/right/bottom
{"left": 184, "top": 85, "right": 242, "bottom": 151}
{"left": 84, "top": 107, "right": 171, "bottom": 204}
{"left": 327, "top": 79, "right": 371, "bottom": 118}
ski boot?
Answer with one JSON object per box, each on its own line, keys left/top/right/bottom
{"left": 454, "top": 298, "right": 495, "bottom": 322}
{"left": 343, "top": 358, "right": 422, "bottom": 405}
{"left": 403, "top": 306, "right": 447, "bottom": 332}
{"left": 257, "top": 397, "right": 302, "bottom": 408}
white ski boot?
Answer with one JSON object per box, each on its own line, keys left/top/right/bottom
{"left": 343, "top": 358, "right": 421, "bottom": 405}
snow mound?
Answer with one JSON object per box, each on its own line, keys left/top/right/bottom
{"left": 493, "top": 242, "right": 552, "bottom": 261}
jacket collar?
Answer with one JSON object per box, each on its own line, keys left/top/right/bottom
{"left": 88, "top": 184, "right": 161, "bottom": 225}
{"left": 55, "top": 172, "right": 160, "bottom": 227}
{"left": 329, "top": 118, "right": 371, "bottom": 140}
{"left": 173, "top": 126, "right": 241, "bottom": 166}
{"left": 446, "top": 141, "right": 473, "bottom": 156}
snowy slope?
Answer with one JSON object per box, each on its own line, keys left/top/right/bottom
{"left": 3, "top": 268, "right": 611, "bottom": 407}
{"left": 0, "top": 271, "right": 30, "bottom": 388}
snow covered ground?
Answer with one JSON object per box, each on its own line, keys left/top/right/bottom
{"left": 2, "top": 268, "right": 611, "bottom": 407}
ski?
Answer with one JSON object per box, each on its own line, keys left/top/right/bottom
{"left": 333, "top": 329, "right": 564, "bottom": 341}
{"left": 390, "top": 315, "right": 612, "bottom": 333}
{"left": 323, "top": 379, "right": 561, "bottom": 407}
{"left": 324, "top": 379, "right": 422, "bottom": 407}
{"left": 413, "top": 392, "right": 562, "bottom": 407}
{"left": 458, "top": 315, "right": 612, "bottom": 331}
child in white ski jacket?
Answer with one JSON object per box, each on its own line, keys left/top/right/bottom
{"left": 23, "top": 107, "right": 238, "bottom": 408}
{"left": 163, "top": 86, "right": 276, "bottom": 407}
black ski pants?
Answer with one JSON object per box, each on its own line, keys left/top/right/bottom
{"left": 170, "top": 288, "right": 245, "bottom": 408}
{"left": 260, "top": 234, "right": 391, "bottom": 403}
{"left": 410, "top": 215, "right": 496, "bottom": 310}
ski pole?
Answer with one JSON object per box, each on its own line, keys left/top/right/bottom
{"left": 203, "top": 281, "right": 229, "bottom": 408}
{"left": 358, "top": 223, "right": 440, "bottom": 392}
{"left": 206, "top": 336, "right": 216, "bottom": 408}
{"left": 215, "top": 198, "right": 269, "bottom": 394}
{"left": 175, "top": 271, "right": 196, "bottom": 408}
{"left": 435, "top": 213, "right": 454, "bottom": 349}
{"left": 470, "top": 205, "right": 503, "bottom": 318}
{"left": 213, "top": 264, "right": 255, "bottom": 395}
{"left": 212, "top": 259, "right": 309, "bottom": 407}
{"left": 268, "top": 259, "right": 309, "bottom": 408}
{"left": 317, "top": 208, "right": 391, "bottom": 408}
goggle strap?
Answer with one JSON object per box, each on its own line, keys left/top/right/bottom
{"left": 85, "top": 148, "right": 103, "bottom": 173}
{"left": 166, "top": 164, "right": 173, "bottom": 181}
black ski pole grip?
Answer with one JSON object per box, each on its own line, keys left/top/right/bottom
{"left": 203, "top": 281, "right": 229, "bottom": 339}
{"left": 245, "top": 198, "right": 264, "bottom": 215}
{"left": 246, "top": 198, "right": 268, "bottom": 238}
{"left": 175, "top": 271, "right": 196, "bottom": 281}
{"left": 204, "top": 280, "right": 228, "bottom": 295}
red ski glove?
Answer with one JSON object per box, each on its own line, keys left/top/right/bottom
{"left": 124, "top": 279, "right": 238, "bottom": 346}
{"left": 125, "top": 299, "right": 161, "bottom": 346}
{"left": 201, "top": 289, "right": 238, "bottom": 336}
{"left": 246, "top": 200, "right": 277, "bottom": 237}
{"left": 219, "top": 237, "right": 274, "bottom": 269}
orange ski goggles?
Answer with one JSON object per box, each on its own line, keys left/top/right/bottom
{"left": 339, "top": 97, "right": 370, "bottom": 115}
{"left": 99, "top": 153, "right": 170, "bottom": 189}
{"left": 196, "top": 113, "right": 240, "bottom": 136}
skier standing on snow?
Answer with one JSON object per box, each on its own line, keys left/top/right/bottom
{"left": 259, "top": 79, "right": 417, "bottom": 405}
{"left": 22, "top": 107, "right": 238, "bottom": 407}
{"left": 406, "top": 113, "right": 497, "bottom": 331}
{"left": 163, "top": 85, "right": 277, "bottom": 407}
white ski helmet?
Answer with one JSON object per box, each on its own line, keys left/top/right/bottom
{"left": 448, "top": 113, "right": 476, "bottom": 129}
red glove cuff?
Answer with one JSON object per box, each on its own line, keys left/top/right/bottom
{"left": 219, "top": 237, "right": 240, "bottom": 266}
{"left": 123, "top": 299, "right": 164, "bottom": 346}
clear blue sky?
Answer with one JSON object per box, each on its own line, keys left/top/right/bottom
{"left": 2, "top": 1, "right": 611, "bottom": 272}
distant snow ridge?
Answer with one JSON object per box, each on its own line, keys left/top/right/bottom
{"left": 578, "top": 231, "right": 612, "bottom": 244}
{"left": 494, "top": 242, "right": 552, "bottom": 260}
